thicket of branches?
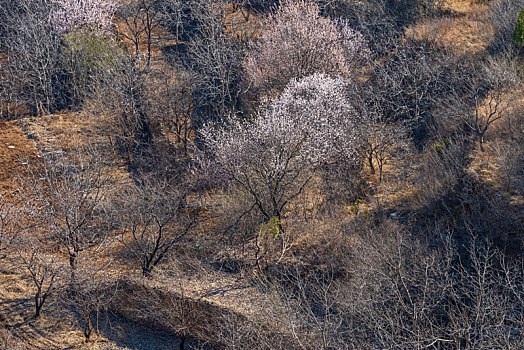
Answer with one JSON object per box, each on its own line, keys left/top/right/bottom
{"left": 0, "top": 0, "right": 523, "bottom": 349}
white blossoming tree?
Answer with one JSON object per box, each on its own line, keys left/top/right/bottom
{"left": 48, "top": 0, "right": 116, "bottom": 34}
{"left": 201, "top": 73, "right": 360, "bottom": 229}
{"left": 246, "top": 0, "right": 370, "bottom": 95}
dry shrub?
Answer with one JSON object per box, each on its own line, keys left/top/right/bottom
{"left": 490, "top": 0, "right": 524, "bottom": 53}
{"left": 490, "top": 105, "right": 524, "bottom": 194}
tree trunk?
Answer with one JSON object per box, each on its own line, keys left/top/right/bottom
{"left": 69, "top": 252, "right": 77, "bottom": 292}
{"left": 142, "top": 265, "right": 152, "bottom": 277}
{"left": 34, "top": 295, "right": 42, "bottom": 318}
{"left": 84, "top": 315, "right": 92, "bottom": 342}
{"left": 368, "top": 154, "right": 375, "bottom": 175}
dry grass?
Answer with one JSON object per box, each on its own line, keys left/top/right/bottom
{"left": 406, "top": 0, "right": 492, "bottom": 55}
{"left": 0, "top": 121, "right": 38, "bottom": 194}
{"left": 16, "top": 112, "right": 132, "bottom": 186}
{"left": 443, "top": 0, "right": 485, "bottom": 14}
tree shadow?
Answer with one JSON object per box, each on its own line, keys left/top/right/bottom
{"left": 97, "top": 311, "right": 203, "bottom": 350}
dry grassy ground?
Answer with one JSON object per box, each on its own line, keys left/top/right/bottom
{"left": 0, "top": 121, "right": 38, "bottom": 194}
{"left": 406, "top": 0, "right": 492, "bottom": 55}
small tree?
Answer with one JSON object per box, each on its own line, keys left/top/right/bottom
{"left": 114, "top": 176, "right": 198, "bottom": 276}
{"left": 24, "top": 148, "right": 114, "bottom": 291}
{"left": 65, "top": 256, "right": 117, "bottom": 342}
{"left": 363, "top": 117, "right": 411, "bottom": 184}
{"left": 96, "top": 56, "right": 154, "bottom": 165}
{"left": 460, "top": 55, "right": 520, "bottom": 151}
{"left": 186, "top": 1, "right": 246, "bottom": 125}
{"left": 147, "top": 69, "right": 195, "bottom": 154}
{"left": 246, "top": 0, "right": 370, "bottom": 95}
{"left": 17, "top": 236, "right": 62, "bottom": 318}
{"left": 116, "top": 0, "right": 161, "bottom": 66}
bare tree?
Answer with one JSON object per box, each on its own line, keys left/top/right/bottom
{"left": 297, "top": 218, "right": 523, "bottom": 349}
{"left": 117, "top": 1, "right": 147, "bottom": 61}
{"left": 185, "top": 0, "right": 247, "bottom": 125}
{"left": 0, "top": 194, "right": 27, "bottom": 258}
{"left": 17, "top": 236, "right": 63, "bottom": 318}
{"left": 369, "top": 41, "right": 463, "bottom": 126}
{"left": 116, "top": 0, "right": 161, "bottom": 66}
{"left": 147, "top": 69, "right": 195, "bottom": 154}
{"left": 23, "top": 148, "right": 114, "bottom": 290}
{"left": 0, "top": 0, "right": 117, "bottom": 117}
{"left": 460, "top": 55, "right": 521, "bottom": 151}
{"left": 117, "top": 278, "right": 208, "bottom": 350}
{"left": 95, "top": 56, "right": 154, "bottom": 165}
{"left": 363, "top": 118, "right": 411, "bottom": 184}
{"left": 67, "top": 257, "right": 118, "bottom": 342}
{"left": 343, "top": 223, "right": 454, "bottom": 349}
{"left": 263, "top": 267, "right": 345, "bottom": 350}
{"left": 141, "top": 285, "right": 200, "bottom": 350}
{"left": 114, "top": 176, "right": 198, "bottom": 276}
{"left": 0, "top": 0, "right": 61, "bottom": 116}
{"left": 157, "top": 0, "right": 186, "bottom": 43}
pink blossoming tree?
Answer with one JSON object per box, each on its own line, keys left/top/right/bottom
{"left": 200, "top": 73, "right": 360, "bottom": 225}
{"left": 48, "top": 0, "right": 116, "bottom": 34}
{"left": 246, "top": 0, "right": 370, "bottom": 95}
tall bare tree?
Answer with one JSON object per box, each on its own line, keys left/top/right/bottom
{"left": 24, "top": 148, "right": 114, "bottom": 290}
{"left": 116, "top": 0, "right": 162, "bottom": 66}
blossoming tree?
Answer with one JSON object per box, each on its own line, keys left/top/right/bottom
{"left": 246, "top": 0, "right": 370, "bottom": 95}
{"left": 48, "top": 0, "right": 116, "bottom": 34}
{"left": 201, "top": 73, "right": 360, "bottom": 226}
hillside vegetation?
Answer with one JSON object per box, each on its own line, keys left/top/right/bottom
{"left": 0, "top": 0, "right": 523, "bottom": 349}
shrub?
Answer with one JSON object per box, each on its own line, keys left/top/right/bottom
{"left": 59, "top": 30, "right": 123, "bottom": 108}
{"left": 514, "top": 9, "right": 524, "bottom": 48}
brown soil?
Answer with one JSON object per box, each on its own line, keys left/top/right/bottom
{"left": 0, "top": 121, "right": 38, "bottom": 194}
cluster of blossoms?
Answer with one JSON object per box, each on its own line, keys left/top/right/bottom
{"left": 201, "top": 73, "right": 360, "bottom": 188}
{"left": 247, "top": 0, "right": 371, "bottom": 93}
{"left": 48, "top": 0, "right": 116, "bottom": 34}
